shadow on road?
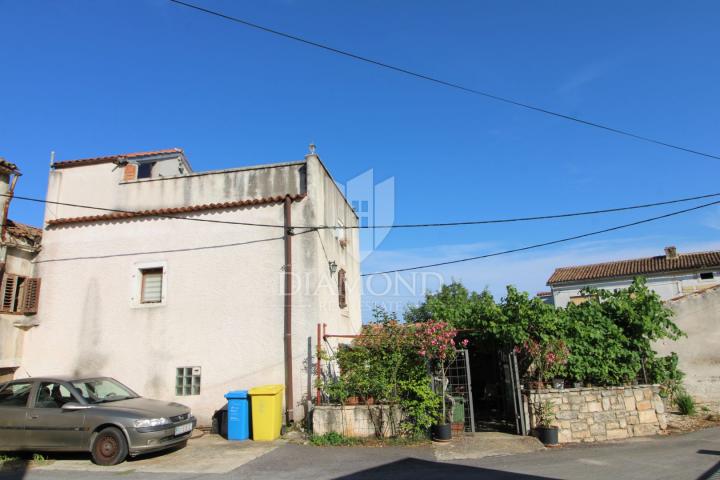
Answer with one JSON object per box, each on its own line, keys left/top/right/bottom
{"left": 0, "top": 455, "right": 28, "bottom": 480}
{"left": 697, "top": 450, "right": 720, "bottom": 480}
{"left": 334, "top": 457, "right": 558, "bottom": 480}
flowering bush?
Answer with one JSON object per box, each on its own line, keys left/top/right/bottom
{"left": 518, "top": 338, "right": 569, "bottom": 383}
{"left": 324, "top": 308, "right": 469, "bottom": 437}
{"left": 415, "top": 320, "right": 468, "bottom": 362}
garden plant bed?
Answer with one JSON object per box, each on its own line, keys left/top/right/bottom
{"left": 664, "top": 402, "right": 720, "bottom": 434}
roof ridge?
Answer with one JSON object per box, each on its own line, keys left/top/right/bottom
{"left": 553, "top": 249, "right": 720, "bottom": 272}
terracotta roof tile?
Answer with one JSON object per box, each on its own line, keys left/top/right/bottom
{"left": 547, "top": 250, "right": 720, "bottom": 285}
{"left": 5, "top": 219, "right": 42, "bottom": 245}
{"left": 46, "top": 193, "right": 306, "bottom": 226}
{"left": 52, "top": 149, "right": 183, "bottom": 169}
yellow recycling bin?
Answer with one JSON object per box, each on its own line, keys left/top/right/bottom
{"left": 249, "top": 384, "right": 284, "bottom": 441}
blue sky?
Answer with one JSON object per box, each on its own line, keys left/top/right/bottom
{"left": 2, "top": 1, "right": 719, "bottom": 319}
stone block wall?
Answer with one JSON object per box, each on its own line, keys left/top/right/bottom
{"left": 312, "top": 405, "right": 405, "bottom": 438}
{"left": 525, "top": 385, "right": 666, "bottom": 443}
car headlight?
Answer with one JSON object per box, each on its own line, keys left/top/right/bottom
{"left": 134, "top": 418, "right": 171, "bottom": 428}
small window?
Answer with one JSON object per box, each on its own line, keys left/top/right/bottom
{"left": 137, "top": 162, "right": 155, "bottom": 179}
{"left": 0, "top": 274, "right": 41, "bottom": 314}
{"left": 338, "top": 269, "right": 347, "bottom": 308}
{"left": 0, "top": 382, "right": 32, "bottom": 407}
{"left": 140, "top": 268, "right": 163, "bottom": 303}
{"left": 700, "top": 272, "right": 715, "bottom": 280}
{"left": 34, "top": 382, "right": 74, "bottom": 408}
{"left": 176, "top": 367, "right": 201, "bottom": 396}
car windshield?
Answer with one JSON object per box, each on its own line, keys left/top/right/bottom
{"left": 71, "top": 378, "right": 137, "bottom": 404}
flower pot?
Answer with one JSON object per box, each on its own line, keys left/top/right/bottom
{"left": 362, "top": 396, "right": 375, "bottom": 405}
{"left": 535, "top": 426, "right": 559, "bottom": 446}
{"left": 431, "top": 423, "right": 452, "bottom": 442}
{"left": 573, "top": 382, "right": 583, "bottom": 389}
{"left": 345, "top": 396, "right": 359, "bottom": 406}
{"left": 552, "top": 378, "right": 565, "bottom": 389}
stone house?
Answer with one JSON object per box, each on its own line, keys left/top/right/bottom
{"left": 545, "top": 246, "right": 720, "bottom": 307}
{"left": 0, "top": 158, "right": 42, "bottom": 383}
{"left": 15, "top": 147, "right": 361, "bottom": 425}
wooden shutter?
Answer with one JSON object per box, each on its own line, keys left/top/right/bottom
{"left": 338, "top": 269, "right": 347, "bottom": 308}
{"left": 141, "top": 268, "right": 163, "bottom": 303}
{"left": 1, "top": 275, "right": 17, "bottom": 312}
{"left": 21, "top": 278, "right": 41, "bottom": 314}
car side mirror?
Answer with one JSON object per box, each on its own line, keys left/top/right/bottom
{"left": 61, "top": 402, "right": 90, "bottom": 411}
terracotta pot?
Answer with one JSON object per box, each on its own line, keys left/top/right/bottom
{"left": 363, "top": 396, "right": 375, "bottom": 405}
{"left": 345, "top": 396, "right": 359, "bottom": 406}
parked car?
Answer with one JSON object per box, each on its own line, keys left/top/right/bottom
{"left": 0, "top": 376, "right": 196, "bottom": 465}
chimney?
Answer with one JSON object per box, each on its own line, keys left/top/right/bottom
{"left": 664, "top": 246, "right": 678, "bottom": 260}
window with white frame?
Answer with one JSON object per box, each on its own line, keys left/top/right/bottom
{"left": 140, "top": 268, "right": 163, "bottom": 303}
{"left": 176, "top": 367, "right": 201, "bottom": 396}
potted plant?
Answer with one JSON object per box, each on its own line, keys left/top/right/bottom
{"left": 533, "top": 400, "right": 559, "bottom": 445}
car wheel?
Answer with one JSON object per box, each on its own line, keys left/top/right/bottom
{"left": 91, "top": 427, "right": 128, "bottom": 466}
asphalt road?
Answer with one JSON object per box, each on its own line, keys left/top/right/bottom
{"left": 2, "top": 427, "right": 719, "bottom": 480}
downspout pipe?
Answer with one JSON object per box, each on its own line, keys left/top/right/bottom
{"left": 283, "top": 195, "right": 294, "bottom": 424}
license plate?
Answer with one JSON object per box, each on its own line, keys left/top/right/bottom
{"left": 174, "top": 422, "right": 192, "bottom": 436}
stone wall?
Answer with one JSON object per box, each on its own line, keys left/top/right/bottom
{"left": 312, "top": 405, "right": 404, "bottom": 438}
{"left": 525, "top": 385, "right": 666, "bottom": 443}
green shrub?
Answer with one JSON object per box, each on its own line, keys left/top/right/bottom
{"left": 309, "top": 432, "right": 362, "bottom": 446}
{"left": 676, "top": 393, "right": 696, "bottom": 416}
{"left": 648, "top": 353, "right": 685, "bottom": 402}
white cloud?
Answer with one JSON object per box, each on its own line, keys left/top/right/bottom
{"left": 360, "top": 237, "right": 720, "bottom": 321}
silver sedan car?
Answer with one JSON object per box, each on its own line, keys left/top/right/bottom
{"left": 0, "top": 376, "right": 196, "bottom": 465}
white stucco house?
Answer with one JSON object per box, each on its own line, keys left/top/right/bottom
{"left": 545, "top": 246, "right": 720, "bottom": 307}
{"left": 16, "top": 147, "right": 361, "bottom": 425}
{"left": 0, "top": 158, "right": 43, "bottom": 383}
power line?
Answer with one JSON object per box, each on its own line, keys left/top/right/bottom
{"left": 5, "top": 191, "right": 720, "bottom": 231}
{"left": 360, "top": 198, "right": 720, "bottom": 276}
{"left": 33, "top": 228, "right": 317, "bottom": 264}
{"left": 308, "top": 192, "right": 720, "bottom": 229}
{"left": 169, "top": 0, "right": 720, "bottom": 162}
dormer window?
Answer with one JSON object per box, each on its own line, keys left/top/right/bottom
{"left": 137, "top": 162, "right": 155, "bottom": 179}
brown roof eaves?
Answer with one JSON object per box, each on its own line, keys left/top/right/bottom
{"left": 5, "top": 219, "right": 42, "bottom": 243}
{"left": 46, "top": 193, "right": 306, "bottom": 227}
{"left": 0, "top": 157, "right": 19, "bottom": 174}
{"left": 51, "top": 148, "right": 184, "bottom": 169}
{"left": 547, "top": 250, "right": 720, "bottom": 285}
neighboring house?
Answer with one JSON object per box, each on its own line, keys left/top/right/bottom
{"left": 0, "top": 158, "right": 42, "bottom": 383}
{"left": 656, "top": 285, "right": 720, "bottom": 401}
{"left": 546, "top": 246, "right": 720, "bottom": 308}
{"left": 17, "top": 147, "right": 361, "bottom": 425}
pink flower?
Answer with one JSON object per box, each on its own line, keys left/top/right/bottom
{"left": 461, "top": 339, "right": 469, "bottom": 347}
{"left": 419, "top": 350, "right": 426, "bottom": 356}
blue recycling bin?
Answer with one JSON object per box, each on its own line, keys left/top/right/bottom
{"left": 224, "top": 390, "right": 250, "bottom": 441}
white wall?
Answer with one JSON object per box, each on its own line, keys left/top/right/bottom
{"left": 19, "top": 155, "right": 361, "bottom": 425}
{"left": 551, "top": 271, "right": 720, "bottom": 308}
{"left": 656, "top": 286, "right": 720, "bottom": 401}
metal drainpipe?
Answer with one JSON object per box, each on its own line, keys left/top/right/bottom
{"left": 283, "top": 195, "right": 294, "bottom": 424}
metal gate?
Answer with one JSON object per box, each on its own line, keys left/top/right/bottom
{"left": 505, "top": 351, "right": 528, "bottom": 435}
{"left": 445, "top": 349, "right": 476, "bottom": 433}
